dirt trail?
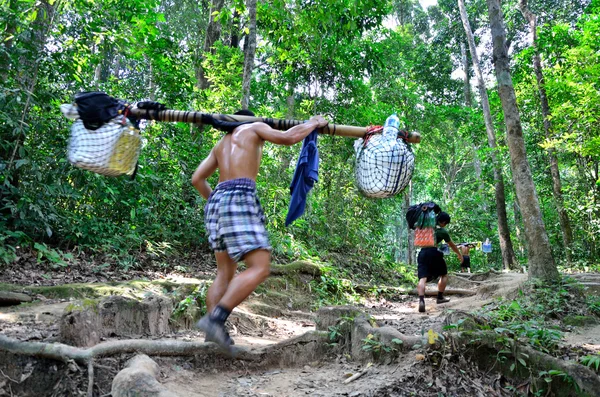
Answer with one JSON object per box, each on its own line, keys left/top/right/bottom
{"left": 3, "top": 271, "right": 597, "bottom": 397}
{"left": 156, "top": 272, "right": 527, "bottom": 396}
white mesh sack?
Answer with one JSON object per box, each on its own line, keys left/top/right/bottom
{"left": 354, "top": 125, "right": 415, "bottom": 198}
{"left": 67, "top": 116, "right": 141, "bottom": 177}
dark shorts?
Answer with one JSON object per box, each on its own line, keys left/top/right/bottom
{"left": 418, "top": 247, "right": 448, "bottom": 282}
{"left": 204, "top": 178, "right": 271, "bottom": 262}
{"left": 462, "top": 255, "right": 471, "bottom": 268}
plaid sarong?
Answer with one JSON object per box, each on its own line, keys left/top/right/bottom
{"left": 204, "top": 178, "right": 271, "bottom": 261}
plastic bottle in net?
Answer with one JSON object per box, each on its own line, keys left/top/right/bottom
{"left": 354, "top": 113, "right": 415, "bottom": 198}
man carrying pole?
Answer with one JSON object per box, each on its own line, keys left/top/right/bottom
{"left": 417, "top": 212, "right": 463, "bottom": 313}
{"left": 191, "top": 111, "right": 328, "bottom": 353}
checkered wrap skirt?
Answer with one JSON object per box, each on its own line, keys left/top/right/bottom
{"left": 204, "top": 178, "right": 271, "bottom": 261}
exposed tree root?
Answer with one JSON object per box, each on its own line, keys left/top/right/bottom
{"left": 452, "top": 330, "right": 600, "bottom": 396}
{"left": 0, "top": 330, "right": 330, "bottom": 366}
{"left": 0, "top": 291, "right": 32, "bottom": 305}
{"left": 269, "top": 260, "right": 322, "bottom": 277}
{"left": 449, "top": 274, "right": 484, "bottom": 285}
{"left": 87, "top": 360, "right": 94, "bottom": 397}
{"left": 0, "top": 334, "right": 232, "bottom": 364}
{"left": 352, "top": 315, "right": 423, "bottom": 356}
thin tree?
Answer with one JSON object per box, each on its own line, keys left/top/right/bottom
{"left": 486, "top": 0, "right": 558, "bottom": 281}
{"left": 404, "top": 183, "right": 415, "bottom": 266}
{"left": 460, "top": 42, "right": 472, "bottom": 106}
{"left": 241, "top": 0, "right": 257, "bottom": 110}
{"left": 230, "top": 7, "right": 241, "bottom": 48}
{"left": 517, "top": 0, "right": 573, "bottom": 263}
{"left": 458, "top": 0, "right": 519, "bottom": 270}
{"left": 461, "top": 41, "right": 489, "bottom": 222}
{"left": 196, "top": 0, "right": 225, "bottom": 90}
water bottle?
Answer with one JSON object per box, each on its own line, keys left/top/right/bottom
{"left": 383, "top": 113, "right": 400, "bottom": 139}
{"left": 482, "top": 238, "right": 492, "bottom": 253}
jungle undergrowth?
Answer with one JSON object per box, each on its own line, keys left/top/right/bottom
{"left": 470, "top": 276, "right": 591, "bottom": 356}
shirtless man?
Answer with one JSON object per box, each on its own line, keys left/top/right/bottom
{"left": 459, "top": 243, "right": 475, "bottom": 273}
{"left": 191, "top": 110, "right": 328, "bottom": 352}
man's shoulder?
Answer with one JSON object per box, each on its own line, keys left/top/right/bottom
{"left": 436, "top": 227, "right": 451, "bottom": 237}
{"left": 231, "top": 123, "right": 269, "bottom": 144}
{"left": 234, "top": 121, "right": 269, "bottom": 133}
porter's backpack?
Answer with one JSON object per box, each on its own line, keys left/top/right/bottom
{"left": 406, "top": 202, "right": 441, "bottom": 248}
{"left": 405, "top": 202, "right": 441, "bottom": 230}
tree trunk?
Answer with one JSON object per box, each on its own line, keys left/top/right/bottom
{"left": 405, "top": 183, "right": 415, "bottom": 266}
{"left": 486, "top": 0, "right": 558, "bottom": 281}
{"left": 517, "top": 0, "right": 573, "bottom": 263}
{"left": 461, "top": 42, "right": 472, "bottom": 107}
{"left": 286, "top": 90, "right": 295, "bottom": 119}
{"left": 458, "top": 0, "right": 519, "bottom": 270}
{"left": 241, "top": 0, "right": 257, "bottom": 110}
{"left": 196, "top": 0, "right": 225, "bottom": 90}
{"left": 230, "top": 8, "right": 241, "bottom": 48}
{"left": 463, "top": 40, "right": 489, "bottom": 226}
{"left": 513, "top": 200, "right": 526, "bottom": 258}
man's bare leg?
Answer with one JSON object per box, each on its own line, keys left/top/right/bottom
{"left": 216, "top": 249, "right": 271, "bottom": 310}
{"left": 197, "top": 249, "right": 270, "bottom": 351}
{"left": 417, "top": 277, "right": 427, "bottom": 313}
{"left": 437, "top": 275, "right": 450, "bottom": 304}
{"left": 206, "top": 251, "right": 238, "bottom": 313}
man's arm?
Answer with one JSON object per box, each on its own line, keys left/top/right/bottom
{"left": 448, "top": 240, "right": 464, "bottom": 264}
{"left": 253, "top": 115, "right": 328, "bottom": 145}
{"left": 191, "top": 149, "right": 218, "bottom": 200}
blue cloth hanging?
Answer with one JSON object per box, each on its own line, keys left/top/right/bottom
{"left": 285, "top": 130, "right": 319, "bottom": 226}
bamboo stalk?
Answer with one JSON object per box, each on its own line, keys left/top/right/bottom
{"left": 129, "top": 108, "right": 421, "bottom": 143}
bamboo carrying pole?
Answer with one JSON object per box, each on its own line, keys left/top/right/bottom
{"left": 129, "top": 108, "right": 421, "bottom": 144}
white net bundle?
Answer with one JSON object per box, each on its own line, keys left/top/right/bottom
{"left": 61, "top": 104, "right": 141, "bottom": 177}
{"left": 353, "top": 116, "right": 415, "bottom": 198}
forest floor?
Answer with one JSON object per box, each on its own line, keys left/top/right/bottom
{"left": 0, "top": 252, "right": 599, "bottom": 396}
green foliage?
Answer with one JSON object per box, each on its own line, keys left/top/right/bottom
{"left": 475, "top": 278, "right": 590, "bottom": 354}
{"left": 326, "top": 314, "right": 355, "bottom": 348}
{"left": 34, "top": 242, "right": 73, "bottom": 268}
{"left": 580, "top": 353, "right": 600, "bottom": 372}
{"left": 328, "top": 325, "right": 342, "bottom": 342}
{"left": 0, "top": 229, "right": 28, "bottom": 265}
{"left": 361, "top": 333, "right": 401, "bottom": 354}
{"left": 172, "top": 283, "right": 208, "bottom": 322}
{"left": 537, "top": 370, "right": 580, "bottom": 394}
{"left": 310, "top": 269, "right": 359, "bottom": 307}
{"left": 587, "top": 296, "right": 600, "bottom": 315}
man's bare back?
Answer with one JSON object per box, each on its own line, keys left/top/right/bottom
{"left": 192, "top": 116, "right": 327, "bottom": 199}
{"left": 460, "top": 244, "right": 471, "bottom": 256}
{"left": 212, "top": 124, "right": 265, "bottom": 182}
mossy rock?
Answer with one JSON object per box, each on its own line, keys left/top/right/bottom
{"left": 270, "top": 260, "right": 322, "bottom": 277}
{"left": 65, "top": 298, "right": 100, "bottom": 314}
{"left": 23, "top": 281, "right": 154, "bottom": 299}
{"left": 563, "top": 315, "right": 597, "bottom": 327}
{"left": 0, "top": 279, "right": 208, "bottom": 302}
